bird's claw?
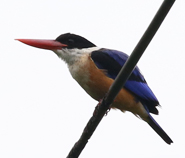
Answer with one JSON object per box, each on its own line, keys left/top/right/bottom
{"left": 105, "top": 108, "right": 110, "bottom": 116}
{"left": 93, "top": 99, "right": 111, "bottom": 116}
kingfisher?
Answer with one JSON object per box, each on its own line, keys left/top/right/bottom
{"left": 16, "top": 33, "right": 173, "bottom": 144}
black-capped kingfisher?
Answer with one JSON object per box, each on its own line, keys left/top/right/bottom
{"left": 16, "top": 33, "right": 173, "bottom": 144}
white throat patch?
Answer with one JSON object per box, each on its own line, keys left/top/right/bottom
{"left": 53, "top": 47, "right": 100, "bottom": 65}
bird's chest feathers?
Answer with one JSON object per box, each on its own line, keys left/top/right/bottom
{"left": 64, "top": 47, "right": 113, "bottom": 101}
{"left": 68, "top": 54, "right": 90, "bottom": 89}
{"left": 68, "top": 54, "right": 112, "bottom": 101}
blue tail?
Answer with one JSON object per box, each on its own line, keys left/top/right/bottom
{"left": 147, "top": 114, "right": 173, "bottom": 144}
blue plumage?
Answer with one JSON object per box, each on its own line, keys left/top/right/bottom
{"left": 91, "top": 48, "right": 159, "bottom": 114}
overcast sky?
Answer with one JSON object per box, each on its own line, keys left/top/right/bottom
{"left": 0, "top": 0, "right": 185, "bottom": 158}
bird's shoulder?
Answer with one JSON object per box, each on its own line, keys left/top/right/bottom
{"left": 90, "top": 48, "right": 146, "bottom": 82}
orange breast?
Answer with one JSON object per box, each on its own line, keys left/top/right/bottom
{"left": 86, "top": 56, "right": 140, "bottom": 113}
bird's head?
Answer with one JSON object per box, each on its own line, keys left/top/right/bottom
{"left": 16, "top": 33, "right": 97, "bottom": 64}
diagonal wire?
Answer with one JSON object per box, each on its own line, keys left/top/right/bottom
{"left": 106, "top": 0, "right": 175, "bottom": 105}
{"left": 66, "top": 1, "right": 175, "bottom": 158}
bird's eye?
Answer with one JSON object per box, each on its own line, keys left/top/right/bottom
{"left": 68, "top": 39, "right": 74, "bottom": 44}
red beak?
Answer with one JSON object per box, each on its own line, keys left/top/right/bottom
{"left": 16, "top": 39, "right": 67, "bottom": 50}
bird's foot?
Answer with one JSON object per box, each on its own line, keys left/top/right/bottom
{"left": 93, "top": 99, "right": 111, "bottom": 116}
{"left": 93, "top": 99, "right": 102, "bottom": 116}
{"left": 105, "top": 108, "right": 110, "bottom": 116}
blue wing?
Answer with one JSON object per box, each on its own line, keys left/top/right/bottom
{"left": 91, "top": 48, "right": 159, "bottom": 114}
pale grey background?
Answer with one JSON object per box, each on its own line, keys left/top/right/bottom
{"left": 0, "top": 0, "right": 184, "bottom": 158}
